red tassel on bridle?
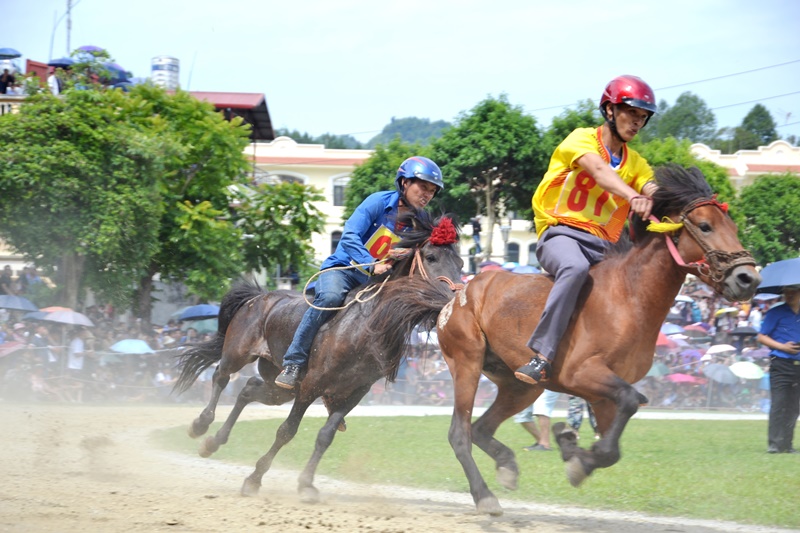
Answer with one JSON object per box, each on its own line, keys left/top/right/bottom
{"left": 429, "top": 217, "right": 458, "bottom": 246}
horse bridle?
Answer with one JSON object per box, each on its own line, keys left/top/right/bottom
{"left": 407, "top": 245, "right": 465, "bottom": 292}
{"left": 654, "top": 197, "right": 756, "bottom": 290}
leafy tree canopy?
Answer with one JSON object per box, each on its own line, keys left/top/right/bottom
{"left": 646, "top": 92, "right": 717, "bottom": 144}
{"left": 733, "top": 173, "right": 800, "bottom": 265}
{"left": 274, "top": 128, "right": 363, "bottom": 149}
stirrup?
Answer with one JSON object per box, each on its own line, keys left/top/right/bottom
{"left": 514, "top": 357, "right": 551, "bottom": 385}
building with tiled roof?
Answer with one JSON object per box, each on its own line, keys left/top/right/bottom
{"left": 691, "top": 140, "right": 800, "bottom": 189}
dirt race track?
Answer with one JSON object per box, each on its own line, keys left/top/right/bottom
{"left": 0, "top": 402, "right": 791, "bottom": 533}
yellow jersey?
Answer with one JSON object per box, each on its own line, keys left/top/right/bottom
{"left": 532, "top": 125, "right": 653, "bottom": 242}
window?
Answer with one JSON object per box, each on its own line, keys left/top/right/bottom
{"left": 528, "top": 243, "right": 539, "bottom": 266}
{"left": 253, "top": 171, "right": 304, "bottom": 186}
{"left": 331, "top": 231, "right": 342, "bottom": 254}
{"left": 333, "top": 176, "right": 350, "bottom": 206}
{"left": 507, "top": 243, "right": 520, "bottom": 264}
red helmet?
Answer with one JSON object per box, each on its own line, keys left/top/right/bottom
{"left": 599, "top": 75, "right": 657, "bottom": 121}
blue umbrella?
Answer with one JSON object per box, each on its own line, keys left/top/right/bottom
{"left": 0, "top": 294, "right": 39, "bottom": 312}
{"left": 22, "top": 311, "right": 48, "bottom": 321}
{"left": 660, "top": 322, "right": 685, "bottom": 335}
{"left": 0, "top": 47, "right": 22, "bottom": 59}
{"left": 757, "top": 257, "right": 800, "bottom": 294}
{"left": 77, "top": 45, "right": 104, "bottom": 53}
{"left": 48, "top": 57, "right": 75, "bottom": 68}
{"left": 178, "top": 304, "right": 220, "bottom": 321}
{"left": 110, "top": 339, "right": 154, "bottom": 354}
{"left": 512, "top": 264, "right": 540, "bottom": 274}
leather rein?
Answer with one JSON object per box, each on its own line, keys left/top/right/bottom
{"left": 406, "top": 243, "right": 464, "bottom": 292}
{"left": 651, "top": 197, "right": 756, "bottom": 290}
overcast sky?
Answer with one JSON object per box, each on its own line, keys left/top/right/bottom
{"left": 5, "top": 0, "right": 800, "bottom": 143}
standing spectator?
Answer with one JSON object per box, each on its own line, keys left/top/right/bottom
{"left": 47, "top": 67, "right": 63, "bottom": 95}
{"left": 470, "top": 216, "right": 482, "bottom": 254}
{"left": 515, "top": 389, "right": 560, "bottom": 451}
{"left": 757, "top": 284, "right": 800, "bottom": 454}
{"left": 0, "top": 265, "right": 16, "bottom": 295}
{"left": 29, "top": 324, "right": 59, "bottom": 376}
{"left": 748, "top": 304, "right": 763, "bottom": 331}
{"left": 64, "top": 328, "right": 92, "bottom": 402}
{"left": 0, "top": 69, "right": 15, "bottom": 94}
{"left": 567, "top": 395, "right": 600, "bottom": 440}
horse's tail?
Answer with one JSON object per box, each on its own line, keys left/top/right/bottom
{"left": 173, "top": 279, "right": 265, "bottom": 394}
{"left": 360, "top": 277, "right": 455, "bottom": 381}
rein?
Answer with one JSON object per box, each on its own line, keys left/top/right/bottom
{"left": 646, "top": 197, "right": 756, "bottom": 289}
{"left": 303, "top": 244, "right": 463, "bottom": 312}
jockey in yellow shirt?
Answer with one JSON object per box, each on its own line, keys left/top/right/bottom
{"left": 515, "top": 75, "right": 658, "bottom": 384}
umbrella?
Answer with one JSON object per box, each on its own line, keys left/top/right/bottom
{"left": 478, "top": 260, "right": 501, "bottom": 268}
{"left": 40, "top": 306, "right": 72, "bottom": 313}
{"left": 757, "top": 257, "right": 800, "bottom": 294}
{"left": 702, "top": 363, "right": 739, "bottom": 384}
{"left": 22, "top": 311, "right": 47, "bottom": 321}
{"left": 660, "top": 323, "right": 685, "bottom": 335}
{"left": 706, "top": 344, "right": 737, "bottom": 355}
{"left": 181, "top": 318, "right": 217, "bottom": 335}
{"left": 0, "top": 47, "right": 22, "bottom": 59}
{"left": 729, "top": 326, "right": 758, "bottom": 337}
{"left": 684, "top": 323, "right": 710, "bottom": 333}
{"left": 511, "top": 265, "right": 540, "bottom": 274}
{"left": 752, "top": 293, "right": 780, "bottom": 302}
{"left": 41, "top": 309, "right": 94, "bottom": 327}
{"left": 77, "top": 45, "right": 105, "bottom": 53}
{"left": 656, "top": 331, "right": 676, "bottom": 348}
{"left": 665, "top": 373, "right": 706, "bottom": 384}
{"left": 0, "top": 295, "right": 39, "bottom": 312}
{"left": 674, "top": 295, "right": 693, "bottom": 303}
{"left": 714, "top": 307, "right": 739, "bottom": 317}
{"left": 745, "top": 347, "right": 771, "bottom": 359}
{"left": 102, "top": 62, "right": 129, "bottom": 81}
{"left": 178, "top": 304, "right": 220, "bottom": 321}
{"left": 679, "top": 348, "right": 704, "bottom": 362}
{"left": 501, "top": 261, "right": 519, "bottom": 271}
{"left": 479, "top": 263, "right": 503, "bottom": 271}
{"left": 729, "top": 361, "right": 765, "bottom": 380}
{"left": 47, "top": 57, "right": 75, "bottom": 68}
{"left": 110, "top": 339, "right": 155, "bottom": 354}
{"left": 646, "top": 362, "right": 670, "bottom": 377}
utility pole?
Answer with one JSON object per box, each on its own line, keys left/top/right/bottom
{"left": 66, "top": 0, "right": 72, "bottom": 54}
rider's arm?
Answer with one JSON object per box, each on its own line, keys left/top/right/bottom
{"left": 576, "top": 152, "right": 654, "bottom": 220}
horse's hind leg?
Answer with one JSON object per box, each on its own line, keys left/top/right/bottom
{"left": 296, "top": 384, "right": 371, "bottom": 503}
{"left": 189, "top": 350, "right": 257, "bottom": 439}
{"left": 241, "top": 398, "right": 313, "bottom": 497}
{"left": 199, "top": 375, "right": 295, "bottom": 457}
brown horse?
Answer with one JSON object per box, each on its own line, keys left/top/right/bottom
{"left": 435, "top": 165, "right": 761, "bottom": 515}
{"left": 174, "top": 210, "right": 464, "bottom": 501}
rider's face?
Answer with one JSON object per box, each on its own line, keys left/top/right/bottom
{"left": 610, "top": 104, "right": 651, "bottom": 142}
{"left": 402, "top": 178, "right": 438, "bottom": 209}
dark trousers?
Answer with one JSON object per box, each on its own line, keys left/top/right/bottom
{"left": 768, "top": 357, "right": 800, "bottom": 452}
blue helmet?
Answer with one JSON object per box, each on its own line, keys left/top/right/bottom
{"left": 395, "top": 156, "right": 444, "bottom": 195}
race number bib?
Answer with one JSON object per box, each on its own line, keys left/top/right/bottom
{"left": 553, "top": 169, "right": 619, "bottom": 225}
{"left": 365, "top": 225, "right": 401, "bottom": 260}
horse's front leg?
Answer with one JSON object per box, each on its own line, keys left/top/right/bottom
{"left": 241, "top": 398, "right": 312, "bottom": 497}
{"left": 296, "top": 384, "right": 371, "bottom": 503}
{"left": 554, "top": 376, "right": 643, "bottom": 487}
{"left": 200, "top": 375, "right": 295, "bottom": 457}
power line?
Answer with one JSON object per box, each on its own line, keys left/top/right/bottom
{"left": 710, "top": 91, "right": 800, "bottom": 110}
{"left": 527, "top": 59, "right": 800, "bottom": 114}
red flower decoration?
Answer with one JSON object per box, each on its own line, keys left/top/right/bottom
{"left": 430, "top": 217, "right": 458, "bottom": 246}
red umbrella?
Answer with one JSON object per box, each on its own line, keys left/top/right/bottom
{"left": 656, "top": 331, "right": 676, "bottom": 348}
{"left": 665, "top": 373, "right": 707, "bottom": 384}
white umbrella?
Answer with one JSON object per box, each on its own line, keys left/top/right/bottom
{"left": 706, "top": 344, "right": 737, "bottom": 355}
{"left": 729, "top": 361, "right": 765, "bottom": 380}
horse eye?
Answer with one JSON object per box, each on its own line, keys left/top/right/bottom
{"left": 425, "top": 254, "right": 437, "bottom": 263}
{"left": 698, "top": 222, "right": 712, "bottom": 233}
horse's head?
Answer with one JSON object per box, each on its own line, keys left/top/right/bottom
{"left": 634, "top": 165, "right": 760, "bottom": 301}
{"left": 382, "top": 209, "right": 464, "bottom": 296}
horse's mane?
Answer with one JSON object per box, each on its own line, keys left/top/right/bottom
{"left": 608, "top": 164, "right": 714, "bottom": 257}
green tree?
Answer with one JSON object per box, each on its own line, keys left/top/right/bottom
{"left": 0, "top": 89, "right": 163, "bottom": 309}
{"left": 733, "top": 173, "right": 800, "bottom": 265}
{"left": 274, "top": 128, "right": 363, "bottom": 149}
{"left": 232, "top": 182, "right": 327, "bottom": 282}
{"left": 650, "top": 92, "right": 717, "bottom": 144}
{"left": 366, "top": 117, "right": 451, "bottom": 148}
{"left": 543, "top": 100, "right": 601, "bottom": 155}
{"left": 431, "top": 95, "right": 546, "bottom": 258}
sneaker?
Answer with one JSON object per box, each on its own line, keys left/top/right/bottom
{"left": 275, "top": 364, "right": 301, "bottom": 389}
{"left": 514, "top": 356, "right": 551, "bottom": 384}
{"left": 523, "top": 443, "right": 552, "bottom": 451}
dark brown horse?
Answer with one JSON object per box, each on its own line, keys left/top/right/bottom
{"left": 174, "top": 210, "right": 463, "bottom": 501}
{"left": 435, "top": 165, "right": 761, "bottom": 515}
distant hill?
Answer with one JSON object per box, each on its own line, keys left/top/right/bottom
{"left": 366, "top": 116, "right": 451, "bottom": 148}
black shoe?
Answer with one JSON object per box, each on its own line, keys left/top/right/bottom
{"left": 275, "top": 364, "right": 302, "bottom": 389}
{"left": 786, "top": 448, "right": 798, "bottom": 454}
{"left": 515, "top": 356, "right": 551, "bottom": 384}
{"left": 767, "top": 447, "right": 781, "bottom": 454}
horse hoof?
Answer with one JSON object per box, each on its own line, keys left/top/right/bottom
{"left": 565, "top": 456, "right": 588, "bottom": 487}
{"left": 337, "top": 419, "right": 347, "bottom": 432}
{"left": 476, "top": 496, "right": 503, "bottom": 516}
{"left": 188, "top": 420, "right": 207, "bottom": 439}
{"left": 496, "top": 466, "right": 518, "bottom": 490}
{"left": 299, "top": 486, "right": 320, "bottom": 504}
{"left": 241, "top": 478, "right": 261, "bottom": 497}
{"left": 198, "top": 436, "right": 218, "bottom": 458}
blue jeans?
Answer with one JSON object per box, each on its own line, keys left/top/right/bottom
{"left": 282, "top": 268, "right": 366, "bottom": 367}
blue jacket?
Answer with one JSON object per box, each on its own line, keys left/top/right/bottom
{"left": 761, "top": 303, "right": 800, "bottom": 361}
{"left": 321, "top": 191, "right": 403, "bottom": 280}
